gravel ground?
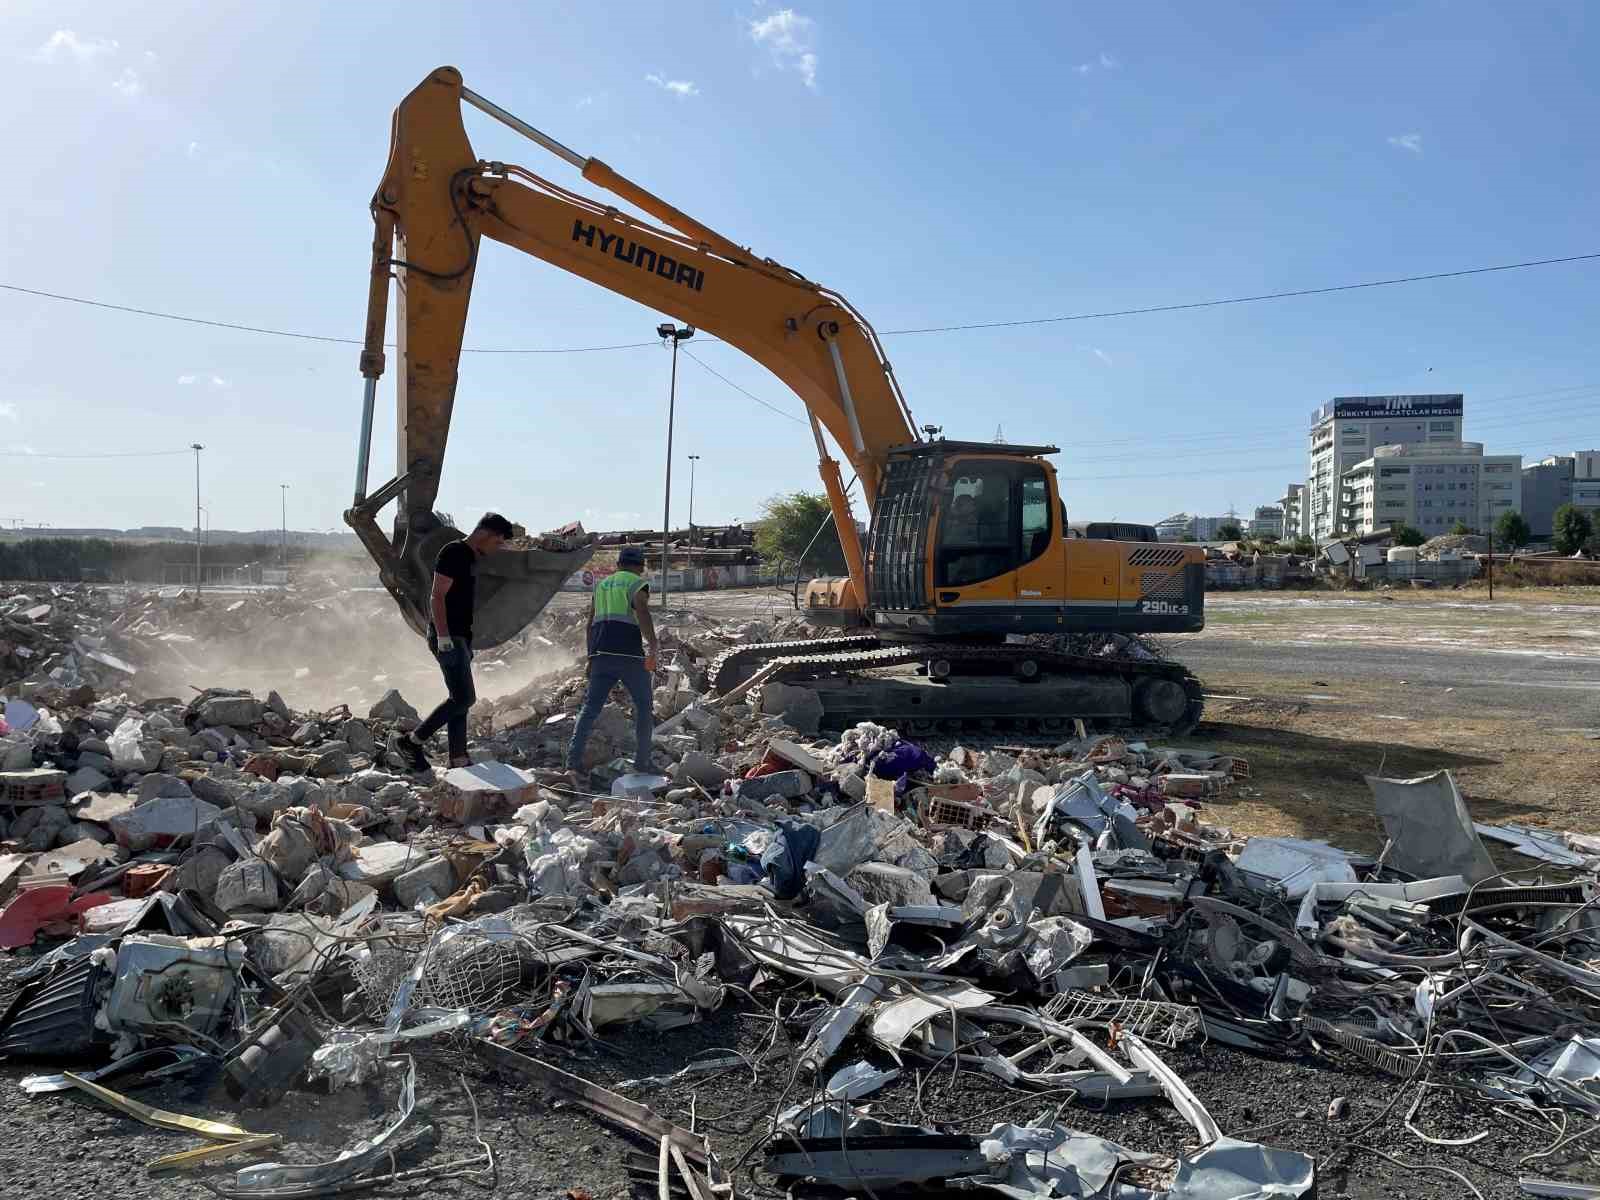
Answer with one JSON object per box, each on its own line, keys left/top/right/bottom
{"left": 3, "top": 961, "right": 1595, "bottom": 1200}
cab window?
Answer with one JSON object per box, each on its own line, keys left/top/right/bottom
{"left": 935, "top": 461, "right": 1051, "bottom": 587}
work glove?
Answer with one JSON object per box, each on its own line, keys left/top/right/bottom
{"left": 437, "top": 636, "right": 455, "bottom": 654}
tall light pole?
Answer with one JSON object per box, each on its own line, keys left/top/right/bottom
{"left": 687, "top": 454, "right": 700, "bottom": 553}
{"left": 191, "top": 444, "right": 204, "bottom": 598}
{"left": 655, "top": 323, "right": 694, "bottom": 610}
{"left": 279, "top": 484, "right": 289, "bottom": 565}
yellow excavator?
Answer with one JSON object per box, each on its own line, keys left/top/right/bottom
{"left": 347, "top": 68, "right": 1206, "bottom": 735}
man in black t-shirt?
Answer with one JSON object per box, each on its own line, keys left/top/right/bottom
{"left": 396, "top": 512, "right": 514, "bottom": 770}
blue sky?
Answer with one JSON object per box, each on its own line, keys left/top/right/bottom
{"left": 3, "top": 1, "right": 1597, "bottom": 536}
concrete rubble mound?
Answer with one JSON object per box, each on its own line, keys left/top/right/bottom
{"left": 2, "top": 591, "right": 1597, "bottom": 1199}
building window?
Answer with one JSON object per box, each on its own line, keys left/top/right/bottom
{"left": 1430, "top": 421, "right": 1455, "bottom": 431}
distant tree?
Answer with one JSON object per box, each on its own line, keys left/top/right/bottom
{"left": 755, "top": 491, "right": 845, "bottom": 576}
{"left": 1178, "top": 534, "right": 1197, "bottom": 543}
{"left": 1289, "top": 535, "right": 1316, "bottom": 556}
{"left": 1450, "top": 521, "right": 1475, "bottom": 536}
{"left": 1392, "top": 524, "right": 1426, "bottom": 547}
{"left": 1215, "top": 522, "right": 1244, "bottom": 542}
{"left": 1493, "top": 510, "right": 1531, "bottom": 550}
{"left": 1553, "top": 504, "right": 1594, "bottom": 555}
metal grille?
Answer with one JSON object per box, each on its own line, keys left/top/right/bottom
{"left": 1044, "top": 989, "right": 1202, "bottom": 1048}
{"left": 867, "top": 455, "right": 934, "bottom": 611}
{"left": 1128, "top": 546, "right": 1189, "bottom": 567}
{"left": 1140, "top": 570, "right": 1187, "bottom": 600}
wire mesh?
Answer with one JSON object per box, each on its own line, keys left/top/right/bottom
{"left": 1044, "top": 988, "right": 1202, "bottom": 1048}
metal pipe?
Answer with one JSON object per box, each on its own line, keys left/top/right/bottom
{"left": 354, "top": 377, "right": 377, "bottom": 504}
{"left": 661, "top": 337, "right": 679, "bottom": 611}
{"left": 191, "top": 444, "right": 204, "bottom": 599}
{"left": 461, "top": 87, "right": 586, "bottom": 170}
{"left": 823, "top": 333, "right": 867, "bottom": 457}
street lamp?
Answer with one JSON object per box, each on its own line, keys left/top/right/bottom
{"left": 191, "top": 444, "right": 204, "bottom": 599}
{"left": 280, "top": 484, "right": 289, "bottom": 565}
{"left": 687, "top": 454, "right": 700, "bottom": 553}
{"left": 655, "top": 323, "right": 694, "bottom": 610}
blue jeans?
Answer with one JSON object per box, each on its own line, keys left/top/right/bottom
{"left": 415, "top": 641, "right": 475, "bottom": 763}
{"left": 567, "top": 654, "right": 654, "bottom": 773}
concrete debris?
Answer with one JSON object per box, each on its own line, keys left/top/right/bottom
{"left": 0, "top": 584, "right": 1593, "bottom": 1199}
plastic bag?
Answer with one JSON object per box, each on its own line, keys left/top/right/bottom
{"left": 109, "top": 716, "right": 146, "bottom": 769}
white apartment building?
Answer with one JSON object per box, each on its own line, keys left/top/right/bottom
{"left": 1306, "top": 395, "right": 1463, "bottom": 541}
{"left": 1154, "top": 513, "right": 1195, "bottom": 542}
{"left": 1278, "top": 484, "right": 1305, "bottom": 541}
{"left": 1338, "top": 442, "right": 1521, "bottom": 537}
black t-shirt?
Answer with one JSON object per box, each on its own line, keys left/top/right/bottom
{"left": 430, "top": 540, "right": 477, "bottom": 642}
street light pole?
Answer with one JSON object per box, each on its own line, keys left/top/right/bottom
{"left": 280, "top": 484, "right": 289, "bottom": 565}
{"left": 655, "top": 323, "right": 694, "bottom": 610}
{"left": 191, "top": 444, "right": 204, "bottom": 599}
{"left": 687, "top": 454, "right": 700, "bottom": 554}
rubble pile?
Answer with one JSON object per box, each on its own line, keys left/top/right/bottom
{"left": 4, "top": 603, "right": 1600, "bottom": 1197}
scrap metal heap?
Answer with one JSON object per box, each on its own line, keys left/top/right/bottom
{"left": 4, "top": 601, "right": 1600, "bottom": 1197}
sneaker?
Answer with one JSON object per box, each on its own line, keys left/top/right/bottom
{"left": 393, "top": 733, "right": 429, "bottom": 772}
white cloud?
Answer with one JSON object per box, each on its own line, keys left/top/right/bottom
{"left": 32, "top": 30, "right": 119, "bottom": 63}
{"left": 1075, "top": 51, "right": 1121, "bottom": 75}
{"left": 0, "top": 402, "right": 15, "bottom": 421}
{"left": 750, "top": 8, "right": 819, "bottom": 89}
{"left": 178, "top": 373, "right": 229, "bottom": 388}
{"left": 111, "top": 67, "right": 143, "bottom": 97}
{"left": 177, "top": 374, "right": 197, "bottom": 385}
{"left": 645, "top": 73, "right": 699, "bottom": 98}
{"left": 1387, "top": 133, "right": 1423, "bottom": 153}
{"left": 186, "top": 140, "right": 203, "bottom": 158}
{"left": 1091, "top": 347, "right": 1113, "bottom": 366}
{"left": 209, "top": 375, "right": 229, "bottom": 387}
{"left": 576, "top": 95, "right": 595, "bottom": 109}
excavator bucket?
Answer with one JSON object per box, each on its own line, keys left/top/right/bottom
{"left": 354, "top": 517, "right": 595, "bottom": 652}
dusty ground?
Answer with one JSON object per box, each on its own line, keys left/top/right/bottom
{"left": 3, "top": 584, "right": 1598, "bottom": 1199}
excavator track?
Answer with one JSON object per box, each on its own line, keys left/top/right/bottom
{"left": 709, "top": 637, "right": 1205, "bottom": 738}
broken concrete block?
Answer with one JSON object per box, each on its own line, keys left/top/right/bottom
{"left": 266, "top": 690, "right": 292, "bottom": 722}
{"left": 781, "top": 690, "right": 825, "bottom": 736}
{"left": 75, "top": 750, "right": 114, "bottom": 774}
{"left": 191, "top": 774, "right": 250, "bottom": 808}
{"left": 197, "top": 697, "right": 266, "bottom": 728}
{"left": 13, "top": 804, "right": 70, "bottom": 852}
{"left": 368, "top": 689, "right": 419, "bottom": 723}
{"left": 136, "top": 773, "right": 193, "bottom": 802}
{"left": 393, "top": 855, "right": 457, "bottom": 908}
{"left": 310, "top": 749, "right": 352, "bottom": 778}
{"left": 738, "top": 769, "right": 811, "bottom": 802}
{"left": 341, "top": 720, "right": 377, "bottom": 755}
{"left": 216, "top": 859, "right": 279, "bottom": 912}
{"left": 109, "top": 794, "right": 223, "bottom": 852}
{"left": 674, "top": 751, "right": 730, "bottom": 791}
{"left": 436, "top": 762, "right": 537, "bottom": 823}
{"left": 66, "top": 766, "right": 111, "bottom": 795}
{"left": 338, "top": 840, "right": 420, "bottom": 886}
{"left": 59, "top": 821, "right": 112, "bottom": 846}
{"left": 847, "top": 861, "right": 936, "bottom": 908}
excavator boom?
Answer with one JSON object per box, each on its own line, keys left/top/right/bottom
{"left": 347, "top": 67, "right": 915, "bottom": 644}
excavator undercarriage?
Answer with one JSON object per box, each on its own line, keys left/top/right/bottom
{"left": 709, "top": 637, "right": 1205, "bottom": 737}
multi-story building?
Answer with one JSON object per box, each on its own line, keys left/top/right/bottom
{"left": 1250, "top": 505, "right": 1285, "bottom": 540}
{"left": 1307, "top": 395, "right": 1463, "bottom": 541}
{"left": 1154, "top": 513, "right": 1195, "bottom": 542}
{"left": 1192, "top": 515, "right": 1236, "bottom": 541}
{"left": 1338, "top": 442, "right": 1520, "bottom": 537}
{"left": 1523, "top": 451, "right": 1600, "bottom": 538}
{"left": 1278, "top": 484, "right": 1305, "bottom": 541}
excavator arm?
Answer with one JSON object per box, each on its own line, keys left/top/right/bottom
{"left": 348, "top": 67, "right": 918, "bottom": 646}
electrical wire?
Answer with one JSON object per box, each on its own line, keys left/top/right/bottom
{"left": 680, "top": 348, "right": 807, "bottom": 424}
{"left": 0, "top": 448, "right": 194, "bottom": 460}
{"left": 6, "top": 249, "right": 1598, "bottom": 354}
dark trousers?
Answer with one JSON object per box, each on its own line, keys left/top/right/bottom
{"left": 566, "top": 654, "right": 654, "bottom": 773}
{"left": 415, "top": 641, "right": 475, "bottom": 762}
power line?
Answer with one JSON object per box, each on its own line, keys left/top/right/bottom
{"left": 5, "top": 249, "right": 1598, "bottom": 355}
{"left": 679, "top": 348, "right": 807, "bottom": 424}
{"left": 878, "top": 253, "right": 1600, "bottom": 336}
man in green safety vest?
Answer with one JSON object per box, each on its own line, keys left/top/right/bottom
{"left": 566, "top": 545, "right": 659, "bottom": 785}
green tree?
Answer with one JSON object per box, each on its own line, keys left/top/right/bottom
{"left": 755, "top": 491, "right": 846, "bottom": 576}
{"left": 1450, "top": 521, "right": 1474, "bottom": 536}
{"left": 1215, "top": 522, "right": 1244, "bottom": 541}
{"left": 1289, "top": 535, "right": 1316, "bottom": 556}
{"left": 1553, "top": 504, "right": 1594, "bottom": 555}
{"left": 1493, "top": 510, "right": 1531, "bottom": 550}
{"left": 1392, "top": 524, "right": 1426, "bottom": 547}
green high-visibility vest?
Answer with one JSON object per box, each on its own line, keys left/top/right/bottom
{"left": 589, "top": 569, "right": 646, "bottom": 656}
